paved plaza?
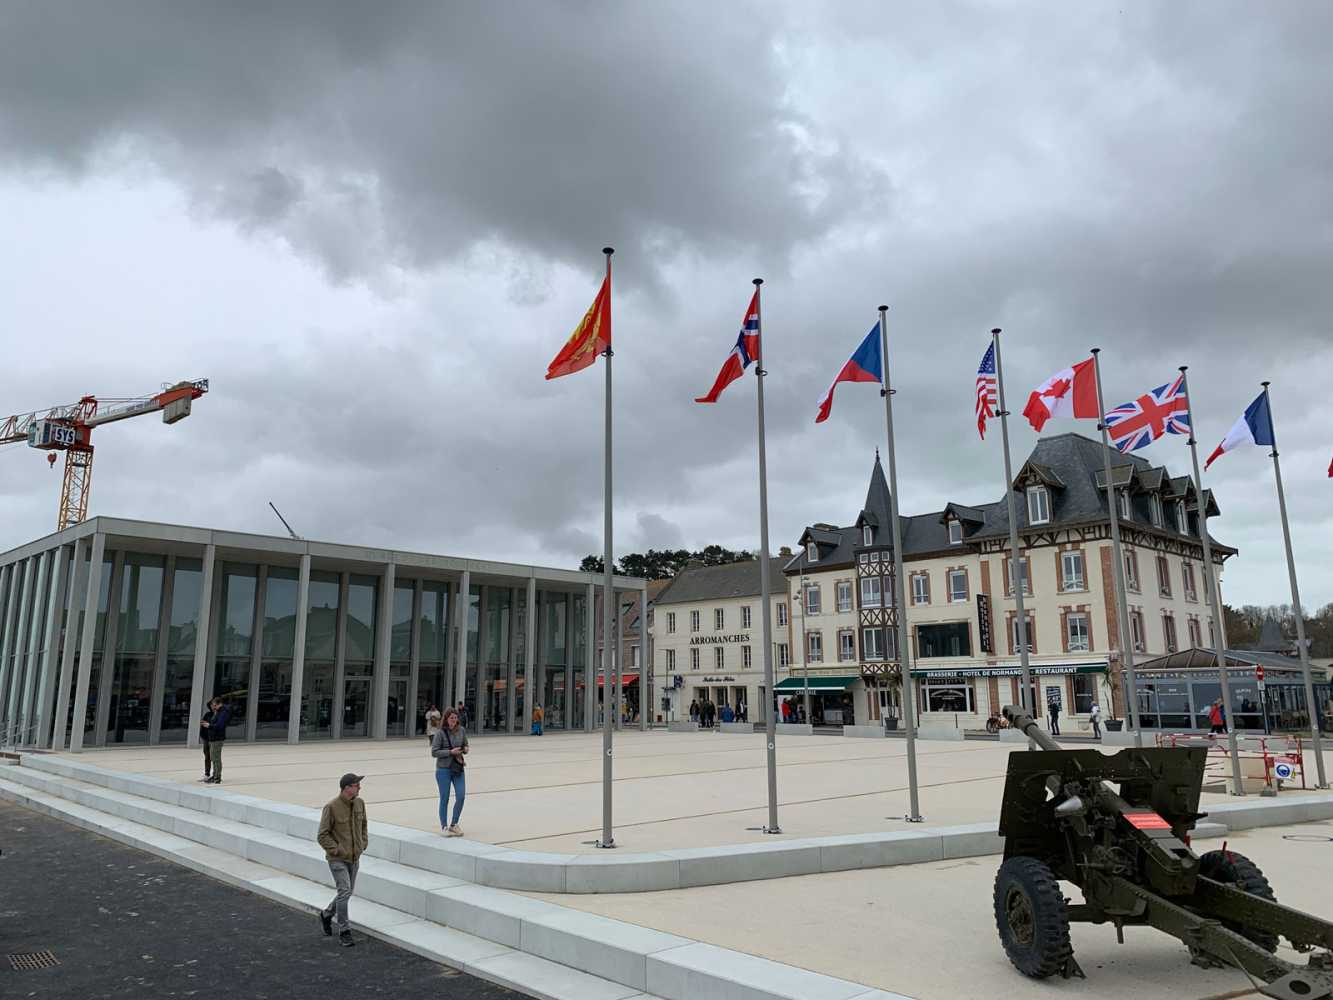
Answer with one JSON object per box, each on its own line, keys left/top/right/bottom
{"left": 64, "top": 729, "right": 1333, "bottom": 854}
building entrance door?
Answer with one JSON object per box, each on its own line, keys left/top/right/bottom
{"left": 387, "top": 678, "right": 408, "bottom": 737}
{"left": 343, "top": 678, "right": 370, "bottom": 738}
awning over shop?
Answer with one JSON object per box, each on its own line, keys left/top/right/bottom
{"left": 774, "top": 675, "right": 859, "bottom": 692}
{"left": 594, "top": 673, "right": 639, "bottom": 687}
{"left": 910, "top": 662, "right": 1107, "bottom": 680}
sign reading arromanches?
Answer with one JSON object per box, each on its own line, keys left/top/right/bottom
{"left": 690, "top": 633, "right": 750, "bottom": 646}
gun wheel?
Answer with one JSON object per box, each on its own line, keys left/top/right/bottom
{"left": 994, "top": 857, "right": 1075, "bottom": 978}
{"left": 1197, "top": 849, "right": 1279, "bottom": 953}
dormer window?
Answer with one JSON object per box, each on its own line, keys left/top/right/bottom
{"left": 1150, "top": 494, "right": 1163, "bottom": 528}
{"left": 862, "top": 525, "right": 873, "bottom": 546}
{"left": 1026, "top": 485, "right": 1050, "bottom": 525}
{"left": 947, "top": 520, "right": 962, "bottom": 545}
{"left": 806, "top": 541, "right": 818, "bottom": 562}
{"left": 1117, "top": 490, "right": 1131, "bottom": 520}
{"left": 1176, "top": 500, "right": 1189, "bottom": 535}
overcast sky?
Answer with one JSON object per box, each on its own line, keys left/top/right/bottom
{"left": 1, "top": 2, "right": 1330, "bottom": 610}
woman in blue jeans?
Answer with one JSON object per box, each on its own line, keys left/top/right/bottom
{"left": 431, "top": 707, "right": 469, "bottom": 836}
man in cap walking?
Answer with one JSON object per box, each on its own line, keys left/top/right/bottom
{"left": 317, "top": 772, "right": 368, "bottom": 946}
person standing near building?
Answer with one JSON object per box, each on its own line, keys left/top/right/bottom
{"left": 317, "top": 773, "right": 368, "bottom": 947}
{"left": 1047, "top": 697, "right": 1061, "bottom": 737}
{"left": 1208, "top": 699, "right": 1226, "bottom": 734}
{"left": 456, "top": 701, "right": 468, "bottom": 728}
{"left": 432, "top": 707, "right": 469, "bottom": 837}
{"left": 689, "top": 699, "right": 699, "bottom": 724}
{"left": 531, "top": 703, "right": 544, "bottom": 736}
{"left": 198, "top": 703, "right": 215, "bottom": 781}
{"left": 1089, "top": 703, "right": 1102, "bottom": 739}
{"left": 424, "top": 704, "right": 442, "bottom": 743}
{"left": 200, "top": 698, "right": 230, "bottom": 783}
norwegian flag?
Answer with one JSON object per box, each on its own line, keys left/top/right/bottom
{"left": 975, "top": 343, "right": 998, "bottom": 439}
{"left": 695, "top": 290, "right": 760, "bottom": 403}
{"left": 1105, "top": 374, "right": 1190, "bottom": 453}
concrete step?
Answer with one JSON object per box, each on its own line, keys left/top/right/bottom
{"left": 0, "top": 763, "right": 910, "bottom": 1000}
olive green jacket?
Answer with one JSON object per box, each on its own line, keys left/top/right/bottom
{"left": 317, "top": 794, "right": 369, "bottom": 863}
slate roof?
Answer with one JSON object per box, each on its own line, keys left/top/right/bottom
{"left": 653, "top": 557, "right": 788, "bottom": 606}
{"left": 785, "top": 432, "right": 1235, "bottom": 575}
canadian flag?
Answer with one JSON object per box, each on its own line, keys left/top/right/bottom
{"left": 1022, "top": 357, "right": 1099, "bottom": 432}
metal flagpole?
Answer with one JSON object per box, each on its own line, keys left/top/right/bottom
{"left": 1089, "top": 349, "right": 1144, "bottom": 748}
{"left": 597, "top": 247, "right": 617, "bottom": 848}
{"left": 990, "top": 329, "right": 1036, "bottom": 719}
{"left": 800, "top": 565, "right": 810, "bottom": 724}
{"left": 879, "top": 306, "right": 922, "bottom": 822}
{"left": 753, "top": 278, "right": 781, "bottom": 833}
{"left": 1260, "top": 381, "right": 1327, "bottom": 788}
{"left": 1179, "top": 367, "right": 1247, "bottom": 793}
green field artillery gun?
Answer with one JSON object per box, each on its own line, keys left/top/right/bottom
{"left": 994, "top": 705, "right": 1333, "bottom": 1000}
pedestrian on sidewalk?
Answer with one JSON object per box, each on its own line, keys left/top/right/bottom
{"left": 1208, "top": 699, "right": 1226, "bottom": 734}
{"left": 200, "top": 698, "right": 231, "bottom": 783}
{"left": 689, "top": 700, "right": 699, "bottom": 725}
{"left": 531, "top": 703, "right": 544, "bottom": 736}
{"left": 199, "top": 703, "right": 214, "bottom": 781}
{"left": 456, "top": 701, "right": 469, "bottom": 728}
{"left": 1089, "top": 703, "right": 1102, "bottom": 739}
{"left": 424, "top": 704, "right": 442, "bottom": 743}
{"left": 432, "top": 707, "right": 469, "bottom": 836}
{"left": 1047, "top": 698, "right": 1061, "bottom": 737}
{"left": 318, "top": 772, "right": 368, "bottom": 947}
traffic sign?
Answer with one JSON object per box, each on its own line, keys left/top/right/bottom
{"left": 1274, "top": 761, "right": 1295, "bottom": 781}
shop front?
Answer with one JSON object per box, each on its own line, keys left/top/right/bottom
{"left": 773, "top": 675, "right": 859, "bottom": 726}
{"left": 909, "top": 662, "right": 1110, "bottom": 730}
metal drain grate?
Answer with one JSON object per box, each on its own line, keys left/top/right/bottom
{"left": 9, "top": 950, "right": 59, "bottom": 971}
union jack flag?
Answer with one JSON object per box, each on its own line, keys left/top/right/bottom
{"left": 1105, "top": 374, "right": 1190, "bottom": 453}
{"left": 975, "top": 343, "right": 997, "bottom": 439}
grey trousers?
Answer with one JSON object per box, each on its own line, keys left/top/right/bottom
{"left": 324, "top": 859, "right": 359, "bottom": 930}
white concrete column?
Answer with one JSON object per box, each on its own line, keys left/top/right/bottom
{"left": 371, "top": 561, "right": 395, "bottom": 740}
{"left": 407, "top": 579, "right": 422, "bottom": 737}
{"left": 147, "top": 554, "right": 175, "bottom": 746}
{"left": 34, "top": 544, "right": 71, "bottom": 748}
{"left": 286, "top": 553, "right": 312, "bottom": 744}
{"left": 524, "top": 576, "right": 536, "bottom": 733}
{"left": 17, "top": 552, "right": 52, "bottom": 742}
{"left": 69, "top": 532, "right": 107, "bottom": 753}
{"left": 0, "top": 561, "right": 24, "bottom": 726}
{"left": 51, "top": 537, "right": 88, "bottom": 750}
{"left": 92, "top": 550, "right": 125, "bottom": 747}
{"left": 640, "top": 582, "right": 650, "bottom": 731}
{"left": 505, "top": 586, "right": 518, "bottom": 732}
{"left": 1, "top": 557, "right": 34, "bottom": 729}
{"left": 453, "top": 570, "right": 471, "bottom": 709}
{"left": 186, "top": 544, "right": 216, "bottom": 750}
{"left": 585, "top": 581, "right": 595, "bottom": 732}
{"left": 245, "top": 565, "right": 268, "bottom": 742}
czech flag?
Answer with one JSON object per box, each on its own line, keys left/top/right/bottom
{"left": 696, "top": 291, "right": 760, "bottom": 403}
{"left": 815, "top": 324, "right": 882, "bottom": 423}
{"left": 1205, "top": 391, "right": 1274, "bottom": 469}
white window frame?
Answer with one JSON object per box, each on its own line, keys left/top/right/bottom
{"left": 806, "top": 541, "right": 818, "bottom": 562}
{"left": 1124, "top": 551, "right": 1140, "bottom": 591}
{"left": 1026, "top": 485, "right": 1050, "bottom": 525}
{"left": 1117, "top": 489, "right": 1131, "bottom": 520}
{"left": 776, "top": 602, "right": 788, "bottom": 627}
{"left": 1130, "top": 611, "right": 1146, "bottom": 652}
{"left": 804, "top": 584, "right": 821, "bottom": 615}
{"left": 1011, "top": 613, "right": 1034, "bottom": 654}
{"left": 1150, "top": 494, "right": 1164, "bottom": 527}
{"left": 1163, "top": 614, "right": 1178, "bottom": 652}
{"left": 1006, "top": 558, "right": 1031, "bottom": 596}
{"left": 838, "top": 629, "right": 855, "bottom": 661}
{"left": 742, "top": 605, "right": 752, "bottom": 629}
{"left": 1176, "top": 500, "right": 1189, "bottom": 535}
{"left": 1188, "top": 619, "right": 1201, "bottom": 647}
{"left": 948, "top": 520, "right": 963, "bottom": 545}
{"left": 911, "top": 573, "right": 929, "bottom": 605}
{"left": 778, "top": 643, "right": 790, "bottom": 667}
{"left": 690, "top": 609, "right": 700, "bottom": 633}
{"left": 743, "top": 644, "right": 752, "bottom": 668}
{"left": 836, "top": 580, "right": 852, "bottom": 613}
{"left": 666, "top": 612, "right": 676, "bottom": 634}
{"left": 714, "top": 646, "right": 725, "bottom": 669}
{"left": 1157, "top": 555, "right": 1172, "bottom": 598}
{"left": 665, "top": 649, "right": 676, "bottom": 672}
{"left": 948, "top": 569, "right": 968, "bottom": 603}
{"left": 690, "top": 647, "right": 700, "bottom": 670}
{"left": 1061, "top": 551, "right": 1085, "bottom": 592}
{"left": 714, "top": 607, "right": 724, "bottom": 630}
{"left": 807, "top": 631, "right": 823, "bottom": 663}
{"left": 862, "top": 525, "right": 873, "bottom": 546}
{"left": 861, "top": 575, "right": 883, "bottom": 608}
{"left": 1067, "top": 613, "right": 1089, "bottom": 652}
{"left": 862, "top": 627, "right": 884, "bottom": 661}
{"left": 1182, "top": 563, "right": 1197, "bottom": 602}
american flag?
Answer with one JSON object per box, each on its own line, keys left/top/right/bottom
{"left": 1105, "top": 374, "right": 1190, "bottom": 453}
{"left": 975, "top": 343, "right": 997, "bottom": 439}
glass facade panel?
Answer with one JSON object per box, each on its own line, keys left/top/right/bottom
{"left": 301, "top": 660, "right": 335, "bottom": 739}
{"left": 262, "top": 567, "right": 299, "bottom": 659}
{"left": 212, "top": 657, "right": 251, "bottom": 734}
{"left": 415, "top": 582, "right": 449, "bottom": 735}
{"left": 305, "top": 571, "right": 340, "bottom": 661}
{"left": 513, "top": 587, "right": 527, "bottom": 731}
{"left": 109, "top": 654, "right": 154, "bottom": 744}
{"left": 168, "top": 558, "right": 203, "bottom": 655}
{"left": 67, "top": 554, "right": 113, "bottom": 740}
{"left": 570, "top": 593, "right": 586, "bottom": 730}
{"left": 344, "top": 575, "right": 378, "bottom": 666}
{"left": 543, "top": 594, "right": 568, "bottom": 729}
{"left": 391, "top": 583, "right": 414, "bottom": 662}
{"left": 117, "top": 555, "right": 164, "bottom": 654}
{"left": 255, "top": 659, "right": 292, "bottom": 740}
{"left": 342, "top": 677, "right": 370, "bottom": 738}
{"left": 159, "top": 659, "right": 194, "bottom": 743}
{"left": 481, "top": 587, "right": 510, "bottom": 732}
{"left": 462, "top": 586, "right": 480, "bottom": 722}
{"left": 212, "top": 564, "right": 258, "bottom": 737}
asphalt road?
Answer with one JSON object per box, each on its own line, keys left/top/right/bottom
{"left": 0, "top": 798, "right": 519, "bottom": 999}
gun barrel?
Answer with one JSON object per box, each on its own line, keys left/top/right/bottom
{"left": 1002, "top": 705, "right": 1061, "bottom": 752}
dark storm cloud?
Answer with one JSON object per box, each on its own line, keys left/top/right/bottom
{"left": 0, "top": 1, "right": 881, "bottom": 286}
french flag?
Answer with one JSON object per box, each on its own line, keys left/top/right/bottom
{"left": 815, "top": 324, "right": 882, "bottom": 423}
{"left": 695, "top": 291, "right": 761, "bottom": 403}
{"left": 1205, "top": 391, "right": 1274, "bottom": 469}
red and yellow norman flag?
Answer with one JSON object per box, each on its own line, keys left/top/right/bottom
{"left": 546, "top": 276, "right": 611, "bottom": 379}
